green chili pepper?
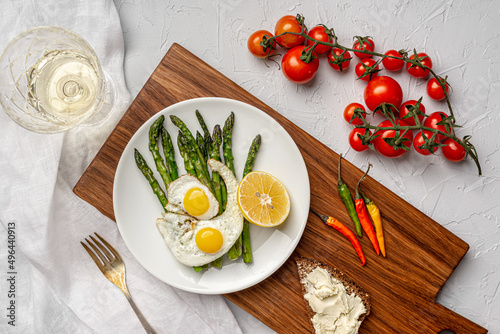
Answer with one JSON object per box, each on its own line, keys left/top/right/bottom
{"left": 337, "top": 154, "right": 363, "bottom": 237}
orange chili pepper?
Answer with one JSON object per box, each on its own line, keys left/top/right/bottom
{"left": 311, "top": 208, "right": 366, "bottom": 266}
{"left": 354, "top": 165, "right": 380, "bottom": 255}
{"left": 360, "top": 190, "right": 386, "bottom": 257}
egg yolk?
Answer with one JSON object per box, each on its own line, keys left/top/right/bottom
{"left": 195, "top": 227, "right": 223, "bottom": 254}
{"left": 183, "top": 187, "right": 210, "bottom": 217}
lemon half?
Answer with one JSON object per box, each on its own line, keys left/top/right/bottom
{"left": 237, "top": 171, "right": 290, "bottom": 227}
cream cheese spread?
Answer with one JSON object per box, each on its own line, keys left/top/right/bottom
{"left": 303, "top": 267, "right": 366, "bottom": 334}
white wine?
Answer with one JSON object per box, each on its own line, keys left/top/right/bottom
{"left": 1, "top": 26, "right": 110, "bottom": 133}
{"left": 27, "top": 49, "right": 102, "bottom": 124}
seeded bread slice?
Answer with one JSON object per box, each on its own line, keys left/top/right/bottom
{"left": 295, "top": 257, "right": 371, "bottom": 332}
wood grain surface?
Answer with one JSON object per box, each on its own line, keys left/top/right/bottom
{"left": 73, "top": 43, "right": 487, "bottom": 333}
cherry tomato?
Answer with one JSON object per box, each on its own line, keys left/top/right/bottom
{"left": 274, "top": 15, "right": 306, "bottom": 48}
{"left": 364, "top": 76, "right": 403, "bottom": 111}
{"left": 328, "top": 48, "right": 351, "bottom": 71}
{"left": 247, "top": 30, "right": 276, "bottom": 58}
{"left": 343, "top": 103, "right": 366, "bottom": 125}
{"left": 398, "top": 100, "right": 426, "bottom": 126}
{"left": 382, "top": 50, "right": 404, "bottom": 71}
{"left": 349, "top": 128, "right": 372, "bottom": 152}
{"left": 413, "top": 131, "right": 437, "bottom": 155}
{"left": 442, "top": 138, "right": 466, "bottom": 162}
{"left": 373, "top": 120, "right": 413, "bottom": 158}
{"left": 353, "top": 37, "right": 375, "bottom": 59}
{"left": 281, "top": 46, "right": 319, "bottom": 84}
{"left": 423, "top": 111, "right": 452, "bottom": 142}
{"left": 427, "top": 77, "right": 450, "bottom": 101}
{"left": 307, "top": 26, "right": 332, "bottom": 54}
{"left": 355, "top": 58, "right": 379, "bottom": 82}
{"left": 406, "top": 53, "right": 433, "bottom": 78}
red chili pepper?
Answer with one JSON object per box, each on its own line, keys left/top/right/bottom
{"left": 311, "top": 208, "right": 366, "bottom": 266}
{"left": 354, "top": 164, "right": 380, "bottom": 255}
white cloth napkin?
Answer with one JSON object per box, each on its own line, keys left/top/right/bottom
{"left": 0, "top": 1, "right": 242, "bottom": 333}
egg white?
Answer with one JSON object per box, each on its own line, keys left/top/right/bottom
{"left": 166, "top": 174, "right": 219, "bottom": 220}
{"left": 156, "top": 159, "right": 244, "bottom": 267}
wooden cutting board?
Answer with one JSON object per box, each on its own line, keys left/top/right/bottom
{"left": 74, "top": 43, "right": 487, "bottom": 333}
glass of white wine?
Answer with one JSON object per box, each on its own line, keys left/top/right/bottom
{"left": 0, "top": 26, "right": 114, "bottom": 133}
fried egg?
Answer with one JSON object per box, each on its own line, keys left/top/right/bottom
{"left": 156, "top": 159, "right": 244, "bottom": 267}
{"left": 166, "top": 174, "right": 219, "bottom": 220}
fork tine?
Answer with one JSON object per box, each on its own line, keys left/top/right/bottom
{"left": 81, "top": 241, "right": 103, "bottom": 267}
{"left": 95, "top": 233, "right": 122, "bottom": 261}
{"left": 89, "top": 234, "right": 114, "bottom": 261}
{"left": 85, "top": 237, "right": 109, "bottom": 264}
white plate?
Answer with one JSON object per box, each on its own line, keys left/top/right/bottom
{"left": 113, "top": 97, "right": 310, "bottom": 294}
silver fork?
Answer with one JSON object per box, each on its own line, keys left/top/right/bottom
{"left": 81, "top": 233, "right": 157, "bottom": 334}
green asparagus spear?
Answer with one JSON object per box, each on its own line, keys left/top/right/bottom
{"left": 210, "top": 257, "right": 223, "bottom": 268}
{"left": 227, "top": 232, "right": 242, "bottom": 262}
{"left": 170, "top": 115, "right": 207, "bottom": 168}
{"left": 210, "top": 125, "right": 224, "bottom": 213}
{"left": 241, "top": 134, "right": 262, "bottom": 263}
{"left": 134, "top": 148, "right": 168, "bottom": 210}
{"left": 215, "top": 126, "right": 227, "bottom": 212}
{"left": 161, "top": 126, "right": 178, "bottom": 181}
{"left": 180, "top": 132, "right": 213, "bottom": 190}
{"left": 209, "top": 125, "right": 224, "bottom": 268}
{"left": 193, "top": 264, "right": 208, "bottom": 272}
{"left": 222, "top": 112, "right": 236, "bottom": 175}
{"left": 241, "top": 222, "right": 252, "bottom": 264}
{"left": 220, "top": 178, "right": 227, "bottom": 212}
{"left": 177, "top": 131, "right": 196, "bottom": 176}
{"left": 243, "top": 134, "right": 262, "bottom": 177}
{"left": 170, "top": 114, "right": 213, "bottom": 191}
{"left": 196, "top": 131, "right": 207, "bottom": 161}
{"left": 196, "top": 109, "right": 213, "bottom": 149}
{"left": 149, "top": 115, "right": 172, "bottom": 188}
{"left": 224, "top": 112, "right": 242, "bottom": 260}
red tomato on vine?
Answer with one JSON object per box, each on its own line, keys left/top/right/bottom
{"left": 349, "top": 128, "right": 371, "bottom": 152}
{"left": 413, "top": 131, "right": 437, "bottom": 156}
{"left": 373, "top": 120, "right": 413, "bottom": 158}
{"left": 281, "top": 46, "right": 319, "bottom": 84}
{"left": 328, "top": 48, "right": 351, "bottom": 71}
{"left": 423, "top": 111, "right": 452, "bottom": 142}
{"left": 363, "top": 76, "right": 403, "bottom": 112}
{"left": 274, "top": 15, "right": 306, "bottom": 48}
{"left": 343, "top": 103, "right": 366, "bottom": 125}
{"left": 307, "top": 26, "right": 332, "bottom": 54}
{"left": 398, "top": 100, "right": 426, "bottom": 126}
{"left": 427, "top": 77, "right": 450, "bottom": 101}
{"left": 355, "top": 58, "right": 379, "bottom": 82}
{"left": 382, "top": 50, "right": 404, "bottom": 71}
{"left": 442, "top": 138, "right": 466, "bottom": 162}
{"left": 247, "top": 30, "right": 276, "bottom": 58}
{"left": 406, "top": 53, "right": 433, "bottom": 78}
{"left": 353, "top": 37, "right": 375, "bottom": 58}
